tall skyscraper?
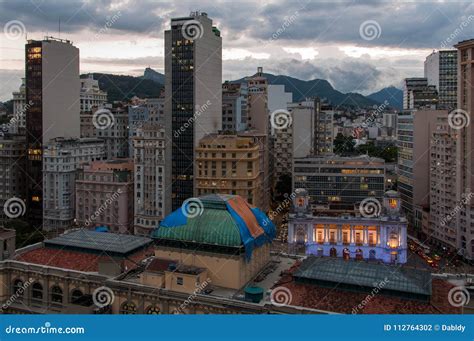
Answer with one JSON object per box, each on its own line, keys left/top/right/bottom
{"left": 165, "top": 12, "right": 222, "bottom": 210}
{"left": 454, "top": 39, "right": 474, "bottom": 259}
{"left": 25, "top": 37, "right": 80, "bottom": 224}
{"left": 424, "top": 50, "right": 457, "bottom": 109}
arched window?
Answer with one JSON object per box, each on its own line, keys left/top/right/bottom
{"left": 12, "top": 279, "right": 24, "bottom": 297}
{"left": 71, "top": 289, "right": 83, "bottom": 303}
{"left": 330, "top": 247, "right": 337, "bottom": 257}
{"left": 51, "top": 286, "right": 63, "bottom": 303}
{"left": 120, "top": 302, "right": 137, "bottom": 314}
{"left": 32, "top": 283, "right": 43, "bottom": 300}
{"left": 146, "top": 305, "right": 161, "bottom": 314}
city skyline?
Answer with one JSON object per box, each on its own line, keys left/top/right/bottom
{"left": 1, "top": 0, "right": 474, "bottom": 324}
{"left": 1, "top": 0, "right": 474, "bottom": 101}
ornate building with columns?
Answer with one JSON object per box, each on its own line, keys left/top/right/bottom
{"left": 288, "top": 189, "right": 407, "bottom": 264}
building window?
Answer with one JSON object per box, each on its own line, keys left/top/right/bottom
{"left": 12, "top": 279, "right": 25, "bottom": 298}
{"left": 146, "top": 305, "right": 161, "bottom": 314}
{"left": 177, "top": 277, "right": 183, "bottom": 285}
{"left": 70, "top": 289, "right": 83, "bottom": 303}
{"left": 32, "top": 282, "right": 43, "bottom": 301}
{"left": 51, "top": 285, "right": 63, "bottom": 303}
{"left": 120, "top": 302, "right": 137, "bottom": 314}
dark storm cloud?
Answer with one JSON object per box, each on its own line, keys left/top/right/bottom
{"left": 1, "top": 0, "right": 473, "bottom": 49}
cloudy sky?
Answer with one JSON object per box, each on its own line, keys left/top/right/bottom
{"left": 0, "top": 0, "right": 473, "bottom": 101}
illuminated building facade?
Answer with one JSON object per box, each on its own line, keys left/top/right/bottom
{"left": 288, "top": 189, "right": 407, "bottom": 264}
{"left": 293, "top": 155, "right": 385, "bottom": 211}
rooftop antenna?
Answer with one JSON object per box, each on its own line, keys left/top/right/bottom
{"left": 58, "top": 18, "right": 61, "bottom": 38}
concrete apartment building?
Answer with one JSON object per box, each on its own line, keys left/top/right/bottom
{"left": 75, "top": 159, "right": 134, "bottom": 234}
{"left": 133, "top": 123, "right": 167, "bottom": 236}
{"left": 0, "top": 134, "right": 26, "bottom": 222}
{"left": 246, "top": 67, "right": 269, "bottom": 135}
{"left": 273, "top": 98, "right": 334, "bottom": 180}
{"left": 81, "top": 105, "right": 129, "bottom": 159}
{"left": 80, "top": 74, "right": 107, "bottom": 113}
{"left": 425, "top": 111, "right": 458, "bottom": 247}
{"left": 25, "top": 37, "right": 80, "bottom": 225}
{"left": 196, "top": 132, "right": 269, "bottom": 211}
{"left": 293, "top": 155, "right": 385, "bottom": 212}
{"left": 424, "top": 50, "right": 458, "bottom": 109}
{"left": 403, "top": 77, "right": 438, "bottom": 110}
{"left": 222, "top": 81, "right": 248, "bottom": 132}
{"left": 165, "top": 12, "right": 222, "bottom": 211}
{"left": 42, "top": 137, "right": 105, "bottom": 232}
{"left": 128, "top": 97, "right": 164, "bottom": 157}
{"left": 10, "top": 79, "right": 26, "bottom": 133}
{"left": 397, "top": 110, "right": 453, "bottom": 234}
{"left": 454, "top": 39, "right": 474, "bottom": 260}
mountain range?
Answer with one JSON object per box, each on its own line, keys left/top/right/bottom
{"left": 81, "top": 68, "right": 403, "bottom": 109}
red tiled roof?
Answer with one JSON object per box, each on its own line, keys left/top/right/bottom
{"left": 16, "top": 247, "right": 152, "bottom": 273}
{"left": 274, "top": 265, "right": 461, "bottom": 314}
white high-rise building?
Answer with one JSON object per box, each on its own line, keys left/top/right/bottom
{"left": 424, "top": 50, "right": 457, "bottom": 109}
{"left": 43, "top": 137, "right": 105, "bottom": 232}
{"left": 80, "top": 74, "right": 107, "bottom": 113}
{"left": 133, "top": 123, "right": 167, "bottom": 236}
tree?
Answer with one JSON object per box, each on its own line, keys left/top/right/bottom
{"left": 333, "top": 133, "right": 355, "bottom": 155}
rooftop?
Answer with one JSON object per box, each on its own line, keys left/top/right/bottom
{"left": 152, "top": 194, "right": 275, "bottom": 259}
{"left": 294, "top": 257, "right": 431, "bottom": 297}
{"left": 44, "top": 230, "right": 152, "bottom": 256}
